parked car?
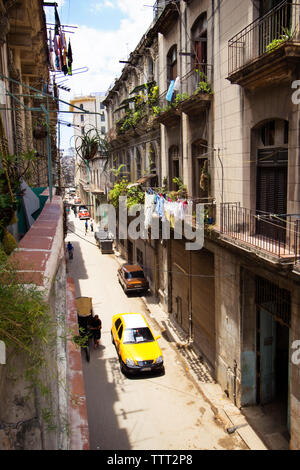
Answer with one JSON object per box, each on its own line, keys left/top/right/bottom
{"left": 78, "top": 208, "right": 90, "bottom": 220}
{"left": 118, "top": 264, "right": 149, "bottom": 294}
{"left": 111, "top": 313, "right": 164, "bottom": 375}
{"left": 74, "top": 196, "right": 81, "bottom": 204}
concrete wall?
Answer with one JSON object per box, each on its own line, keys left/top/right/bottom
{"left": 0, "top": 196, "right": 89, "bottom": 449}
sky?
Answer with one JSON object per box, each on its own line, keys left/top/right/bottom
{"left": 44, "top": 0, "right": 154, "bottom": 152}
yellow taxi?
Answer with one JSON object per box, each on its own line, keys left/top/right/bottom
{"left": 111, "top": 313, "right": 164, "bottom": 375}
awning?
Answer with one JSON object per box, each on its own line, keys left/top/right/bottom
{"left": 130, "top": 81, "right": 155, "bottom": 95}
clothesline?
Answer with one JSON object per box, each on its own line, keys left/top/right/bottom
{"left": 144, "top": 189, "right": 208, "bottom": 230}
{"left": 47, "top": 6, "right": 73, "bottom": 76}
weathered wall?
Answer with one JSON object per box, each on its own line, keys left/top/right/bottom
{"left": 0, "top": 195, "right": 89, "bottom": 449}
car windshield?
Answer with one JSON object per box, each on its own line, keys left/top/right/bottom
{"left": 126, "top": 271, "right": 144, "bottom": 279}
{"left": 123, "top": 327, "right": 154, "bottom": 344}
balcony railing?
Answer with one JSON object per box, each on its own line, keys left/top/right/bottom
{"left": 153, "top": 0, "right": 179, "bottom": 20}
{"left": 181, "top": 64, "right": 213, "bottom": 96}
{"left": 221, "top": 203, "right": 300, "bottom": 261}
{"left": 228, "top": 1, "right": 300, "bottom": 75}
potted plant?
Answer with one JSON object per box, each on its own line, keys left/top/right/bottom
{"left": 33, "top": 121, "right": 48, "bottom": 139}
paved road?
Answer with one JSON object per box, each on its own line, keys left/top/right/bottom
{"left": 66, "top": 213, "right": 246, "bottom": 451}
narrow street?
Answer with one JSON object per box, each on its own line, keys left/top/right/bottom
{"left": 66, "top": 213, "right": 247, "bottom": 451}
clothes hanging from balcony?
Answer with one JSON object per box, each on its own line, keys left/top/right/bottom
{"left": 67, "top": 39, "right": 73, "bottom": 75}
{"left": 166, "top": 80, "right": 175, "bottom": 102}
{"left": 144, "top": 193, "right": 155, "bottom": 230}
{"left": 54, "top": 6, "right": 61, "bottom": 36}
{"left": 173, "top": 76, "right": 180, "bottom": 92}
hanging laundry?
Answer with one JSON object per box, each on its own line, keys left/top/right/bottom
{"left": 173, "top": 76, "right": 180, "bottom": 92}
{"left": 67, "top": 39, "right": 73, "bottom": 75}
{"left": 144, "top": 193, "right": 155, "bottom": 230}
{"left": 166, "top": 80, "right": 175, "bottom": 102}
{"left": 48, "top": 29, "right": 55, "bottom": 70}
{"left": 54, "top": 6, "right": 61, "bottom": 36}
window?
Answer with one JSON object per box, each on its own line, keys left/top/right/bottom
{"left": 125, "top": 271, "right": 144, "bottom": 280}
{"left": 100, "top": 103, "right": 105, "bottom": 110}
{"left": 169, "top": 145, "right": 180, "bottom": 190}
{"left": 253, "top": 119, "right": 289, "bottom": 240}
{"left": 115, "top": 318, "right": 122, "bottom": 330}
{"left": 123, "top": 327, "right": 154, "bottom": 344}
{"left": 136, "top": 149, "right": 142, "bottom": 179}
{"left": 81, "top": 126, "right": 85, "bottom": 135}
{"left": 81, "top": 114, "right": 84, "bottom": 122}
{"left": 118, "top": 324, "right": 123, "bottom": 339}
{"left": 101, "top": 126, "right": 106, "bottom": 134}
{"left": 101, "top": 114, "right": 105, "bottom": 122}
{"left": 167, "top": 45, "right": 177, "bottom": 87}
{"left": 191, "top": 13, "right": 207, "bottom": 68}
{"left": 192, "top": 140, "right": 208, "bottom": 198}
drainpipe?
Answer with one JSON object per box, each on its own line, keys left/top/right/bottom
{"left": 233, "top": 359, "right": 237, "bottom": 406}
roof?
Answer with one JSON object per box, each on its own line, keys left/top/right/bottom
{"left": 121, "top": 314, "right": 147, "bottom": 329}
{"left": 122, "top": 264, "right": 143, "bottom": 272}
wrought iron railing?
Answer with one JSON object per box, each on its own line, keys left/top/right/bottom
{"left": 181, "top": 64, "right": 213, "bottom": 96}
{"left": 228, "top": 1, "right": 300, "bottom": 75}
{"left": 153, "top": 0, "right": 179, "bottom": 20}
{"left": 221, "top": 202, "right": 300, "bottom": 260}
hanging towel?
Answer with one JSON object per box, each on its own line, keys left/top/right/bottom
{"left": 166, "top": 80, "right": 175, "bottom": 102}
{"left": 54, "top": 7, "right": 60, "bottom": 36}
{"left": 173, "top": 76, "right": 180, "bottom": 91}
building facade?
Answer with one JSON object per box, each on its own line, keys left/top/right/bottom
{"left": 104, "top": 0, "right": 300, "bottom": 449}
{"left": 70, "top": 93, "right": 108, "bottom": 219}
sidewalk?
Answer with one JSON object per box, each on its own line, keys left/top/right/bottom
{"left": 114, "top": 248, "right": 268, "bottom": 451}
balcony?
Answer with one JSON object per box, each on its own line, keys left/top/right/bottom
{"left": 155, "top": 90, "right": 181, "bottom": 127}
{"left": 228, "top": 1, "right": 300, "bottom": 89}
{"left": 220, "top": 203, "right": 300, "bottom": 264}
{"left": 152, "top": 0, "right": 180, "bottom": 35}
{"left": 178, "top": 65, "right": 213, "bottom": 116}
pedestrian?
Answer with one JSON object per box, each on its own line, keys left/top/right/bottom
{"left": 85, "top": 219, "right": 88, "bottom": 235}
{"left": 66, "top": 241, "right": 74, "bottom": 259}
{"left": 89, "top": 315, "right": 102, "bottom": 349}
{"left": 90, "top": 221, "right": 94, "bottom": 232}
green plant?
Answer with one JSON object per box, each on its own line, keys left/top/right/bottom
{"left": 174, "top": 93, "right": 190, "bottom": 105}
{"left": 172, "top": 176, "right": 187, "bottom": 198}
{"left": 147, "top": 85, "right": 159, "bottom": 105}
{"left": 108, "top": 178, "right": 145, "bottom": 208}
{"left": 266, "top": 37, "right": 285, "bottom": 52}
{"left": 195, "top": 81, "right": 212, "bottom": 95}
{"left": 266, "top": 28, "right": 295, "bottom": 53}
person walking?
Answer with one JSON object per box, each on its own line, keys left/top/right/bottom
{"left": 85, "top": 219, "right": 88, "bottom": 235}
{"left": 90, "top": 221, "right": 94, "bottom": 232}
{"left": 66, "top": 241, "right": 74, "bottom": 259}
{"left": 89, "top": 315, "right": 102, "bottom": 349}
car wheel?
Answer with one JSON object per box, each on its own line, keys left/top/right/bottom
{"left": 120, "top": 360, "right": 127, "bottom": 375}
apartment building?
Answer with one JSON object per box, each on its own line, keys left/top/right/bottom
{"left": 70, "top": 93, "right": 108, "bottom": 219}
{"left": 104, "top": 0, "right": 300, "bottom": 449}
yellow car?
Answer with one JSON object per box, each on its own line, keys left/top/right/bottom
{"left": 111, "top": 313, "right": 164, "bottom": 375}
